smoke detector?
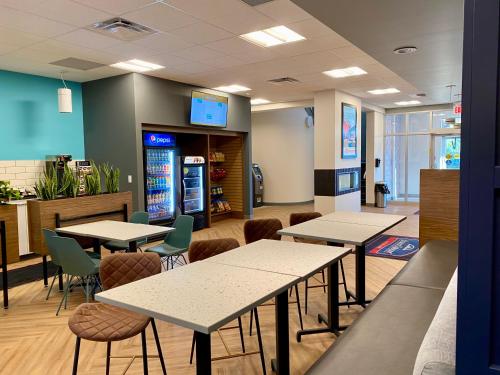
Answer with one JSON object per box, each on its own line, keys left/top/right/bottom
{"left": 240, "top": 0, "right": 274, "bottom": 5}
{"left": 87, "top": 18, "right": 157, "bottom": 41}
{"left": 393, "top": 46, "right": 418, "bottom": 55}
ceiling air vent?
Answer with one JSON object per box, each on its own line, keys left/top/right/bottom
{"left": 240, "top": 0, "right": 274, "bottom": 6}
{"left": 50, "top": 58, "right": 105, "bottom": 71}
{"left": 87, "top": 18, "right": 157, "bottom": 42}
{"left": 267, "top": 77, "right": 300, "bottom": 85}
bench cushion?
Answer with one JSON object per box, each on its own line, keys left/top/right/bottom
{"left": 390, "top": 240, "right": 458, "bottom": 290}
{"left": 306, "top": 285, "right": 444, "bottom": 375}
{"left": 413, "top": 269, "right": 457, "bottom": 375}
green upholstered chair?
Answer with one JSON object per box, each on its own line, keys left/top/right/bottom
{"left": 42, "top": 229, "right": 63, "bottom": 301}
{"left": 145, "top": 215, "right": 194, "bottom": 270}
{"left": 103, "top": 211, "right": 150, "bottom": 253}
{"left": 51, "top": 236, "right": 100, "bottom": 316}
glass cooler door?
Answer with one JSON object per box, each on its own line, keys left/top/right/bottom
{"left": 182, "top": 163, "right": 204, "bottom": 214}
{"left": 145, "top": 148, "right": 175, "bottom": 222}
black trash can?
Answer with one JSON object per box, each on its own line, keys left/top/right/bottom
{"left": 375, "top": 182, "right": 390, "bottom": 208}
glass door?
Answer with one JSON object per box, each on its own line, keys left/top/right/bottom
{"left": 432, "top": 135, "right": 461, "bottom": 169}
{"left": 182, "top": 164, "right": 204, "bottom": 214}
{"left": 145, "top": 148, "right": 175, "bottom": 222}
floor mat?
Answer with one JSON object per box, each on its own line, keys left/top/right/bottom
{"left": 366, "top": 235, "right": 419, "bottom": 261}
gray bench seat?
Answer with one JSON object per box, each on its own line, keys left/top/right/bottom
{"left": 306, "top": 240, "right": 458, "bottom": 375}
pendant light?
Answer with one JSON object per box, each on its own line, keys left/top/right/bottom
{"left": 58, "top": 72, "right": 72, "bottom": 113}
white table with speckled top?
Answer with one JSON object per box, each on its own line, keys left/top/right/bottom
{"left": 96, "top": 260, "right": 299, "bottom": 375}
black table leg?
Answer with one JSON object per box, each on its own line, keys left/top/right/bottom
{"left": 297, "top": 262, "right": 341, "bottom": 342}
{"left": 93, "top": 238, "right": 101, "bottom": 255}
{"left": 1, "top": 221, "right": 8, "bottom": 309}
{"left": 271, "top": 290, "right": 290, "bottom": 374}
{"left": 195, "top": 331, "right": 211, "bottom": 375}
{"left": 42, "top": 255, "right": 48, "bottom": 287}
{"left": 58, "top": 266, "right": 64, "bottom": 292}
{"left": 355, "top": 245, "right": 366, "bottom": 307}
{"left": 129, "top": 240, "right": 138, "bottom": 253}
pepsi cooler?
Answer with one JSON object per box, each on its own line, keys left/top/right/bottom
{"left": 178, "top": 156, "right": 206, "bottom": 231}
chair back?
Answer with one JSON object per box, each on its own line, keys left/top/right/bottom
{"left": 51, "top": 236, "right": 97, "bottom": 277}
{"left": 188, "top": 238, "right": 239, "bottom": 263}
{"left": 244, "top": 218, "right": 282, "bottom": 244}
{"left": 100, "top": 253, "right": 161, "bottom": 290}
{"left": 130, "top": 211, "right": 149, "bottom": 245}
{"left": 165, "top": 215, "right": 194, "bottom": 249}
{"left": 42, "top": 229, "right": 61, "bottom": 266}
{"left": 289, "top": 212, "right": 322, "bottom": 226}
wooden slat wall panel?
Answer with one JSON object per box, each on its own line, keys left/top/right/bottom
{"left": 209, "top": 135, "right": 244, "bottom": 220}
{"left": 28, "top": 192, "right": 132, "bottom": 256}
{"left": 419, "top": 169, "right": 460, "bottom": 245}
{"left": 0, "top": 204, "right": 19, "bottom": 264}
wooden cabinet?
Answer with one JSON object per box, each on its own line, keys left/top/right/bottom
{"left": 0, "top": 204, "right": 19, "bottom": 264}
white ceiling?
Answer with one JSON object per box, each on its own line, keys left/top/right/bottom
{"left": 0, "top": 0, "right": 454, "bottom": 108}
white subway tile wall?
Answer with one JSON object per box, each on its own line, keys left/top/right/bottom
{"left": 0, "top": 160, "right": 78, "bottom": 193}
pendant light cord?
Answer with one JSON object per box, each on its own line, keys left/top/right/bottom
{"left": 60, "top": 72, "right": 68, "bottom": 89}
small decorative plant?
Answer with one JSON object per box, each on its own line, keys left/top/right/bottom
{"left": 34, "top": 165, "right": 58, "bottom": 200}
{"left": 84, "top": 161, "right": 101, "bottom": 196}
{"left": 101, "top": 162, "right": 120, "bottom": 194}
{"left": 60, "top": 164, "right": 79, "bottom": 198}
{"left": 0, "top": 180, "right": 22, "bottom": 201}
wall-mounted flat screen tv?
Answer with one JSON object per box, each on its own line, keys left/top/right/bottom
{"left": 190, "top": 91, "right": 228, "bottom": 127}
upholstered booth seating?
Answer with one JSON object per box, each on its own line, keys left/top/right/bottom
{"left": 306, "top": 240, "right": 458, "bottom": 375}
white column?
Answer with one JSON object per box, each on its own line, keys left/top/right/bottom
{"left": 365, "top": 111, "right": 385, "bottom": 204}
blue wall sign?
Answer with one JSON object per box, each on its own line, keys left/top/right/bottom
{"left": 143, "top": 132, "right": 176, "bottom": 147}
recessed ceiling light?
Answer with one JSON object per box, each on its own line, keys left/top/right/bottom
{"left": 251, "top": 98, "right": 270, "bottom": 105}
{"left": 367, "top": 88, "right": 400, "bottom": 95}
{"left": 110, "top": 59, "right": 164, "bottom": 72}
{"left": 395, "top": 100, "right": 421, "bottom": 106}
{"left": 240, "top": 25, "right": 305, "bottom": 47}
{"left": 213, "top": 84, "right": 251, "bottom": 93}
{"left": 393, "top": 46, "right": 418, "bottom": 55}
{"left": 323, "top": 67, "right": 367, "bottom": 78}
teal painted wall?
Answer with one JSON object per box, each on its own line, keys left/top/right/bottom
{"left": 0, "top": 70, "right": 84, "bottom": 160}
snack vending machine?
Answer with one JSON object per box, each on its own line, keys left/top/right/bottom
{"left": 179, "top": 156, "right": 206, "bottom": 231}
{"left": 142, "top": 132, "right": 177, "bottom": 224}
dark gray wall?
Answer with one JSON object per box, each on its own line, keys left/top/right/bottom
{"left": 82, "top": 74, "right": 140, "bottom": 206}
{"left": 83, "top": 73, "right": 253, "bottom": 216}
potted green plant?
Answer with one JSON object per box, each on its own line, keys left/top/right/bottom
{"left": 84, "top": 161, "right": 101, "bottom": 196}
{"left": 33, "top": 164, "right": 58, "bottom": 201}
{"left": 0, "top": 180, "right": 22, "bottom": 202}
{"left": 101, "top": 162, "right": 120, "bottom": 194}
{"left": 60, "top": 164, "right": 79, "bottom": 198}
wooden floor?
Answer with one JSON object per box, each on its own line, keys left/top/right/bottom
{"left": 0, "top": 202, "right": 419, "bottom": 375}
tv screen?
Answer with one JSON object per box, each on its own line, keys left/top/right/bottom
{"left": 190, "top": 91, "right": 228, "bottom": 127}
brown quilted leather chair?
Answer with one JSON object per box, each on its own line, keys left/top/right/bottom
{"left": 68, "top": 253, "right": 167, "bottom": 375}
{"left": 187, "top": 238, "right": 267, "bottom": 374}
{"left": 243, "top": 218, "right": 282, "bottom": 244}
{"left": 188, "top": 238, "right": 240, "bottom": 263}
{"left": 289, "top": 212, "right": 350, "bottom": 314}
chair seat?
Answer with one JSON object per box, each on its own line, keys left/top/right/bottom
{"left": 86, "top": 251, "right": 101, "bottom": 260}
{"left": 102, "top": 240, "right": 129, "bottom": 251}
{"left": 68, "top": 302, "right": 150, "bottom": 342}
{"left": 146, "top": 243, "right": 186, "bottom": 257}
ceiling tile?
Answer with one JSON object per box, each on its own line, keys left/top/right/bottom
{"left": 173, "top": 45, "right": 227, "bottom": 62}
{"left": 73, "top": 0, "right": 158, "bottom": 15}
{"left": 273, "top": 34, "right": 349, "bottom": 58}
{"left": 202, "top": 55, "right": 246, "bottom": 69}
{"left": 103, "top": 41, "right": 160, "bottom": 60}
{"left": 206, "top": 8, "right": 276, "bottom": 35}
{"left": 133, "top": 32, "right": 194, "bottom": 53}
{"left": 162, "top": 0, "right": 250, "bottom": 21}
{"left": 0, "top": 26, "right": 45, "bottom": 49}
{"left": 123, "top": 2, "right": 197, "bottom": 32}
{"left": 168, "top": 22, "right": 233, "bottom": 45}
{"left": 287, "top": 18, "right": 337, "bottom": 39}
{"left": 0, "top": 5, "right": 75, "bottom": 37}
{"left": 173, "top": 60, "right": 218, "bottom": 74}
{"left": 144, "top": 53, "right": 192, "bottom": 68}
{"left": 32, "top": 0, "right": 110, "bottom": 27}
{"left": 255, "top": 0, "right": 311, "bottom": 24}
{"left": 55, "top": 29, "right": 119, "bottom": 50}
{"left": 0, "top": 0, "right": 44, "bottom": 12}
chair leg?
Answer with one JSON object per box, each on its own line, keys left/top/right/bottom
{"left": 84, "top": 277, "right": 89, "bottom": 303}
{"left": 141, "top": 329, "right": 149, "bottom": 375}
{"left": 321, "top": 269, "right": 327, "bottom": 293}
{"left": 339, "top": 259, "right": 350, "bottom": 308}
{"left": 289, "top": 288, "right": 293, "bottom": 297}
{"left": 253, "top": 308, "right": 267, "bottom": 375}
{"left": 305, "top": 279, "right": 309, "bottom": 315}
{"left": 180, "top": 254, "right": 188, "bottom": 265}
{"left": 46, "top": 271, "right": 59, "bottom": 300}
{"left": 249, "top": 308, "right": 254, "bottom": 336}
{"left": 294, "top": 284, "right": 304, "bottom": 331}
{"left": 72, "top": 337, "right": 81, "bottom": 375}
{"left": 237, "top": 316, "right": 246, "bottom": 353}
{"left": 57, "top": 275, "right": 72, "bottom": 316}
{"left": 151, "top": 319, "right": 167, "bottom": 375}
{"left": 189, "top": 332, "right": 196, "bottom": 365}
{"left": 106, "top": 342, "right": 111, "bottom": 375}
